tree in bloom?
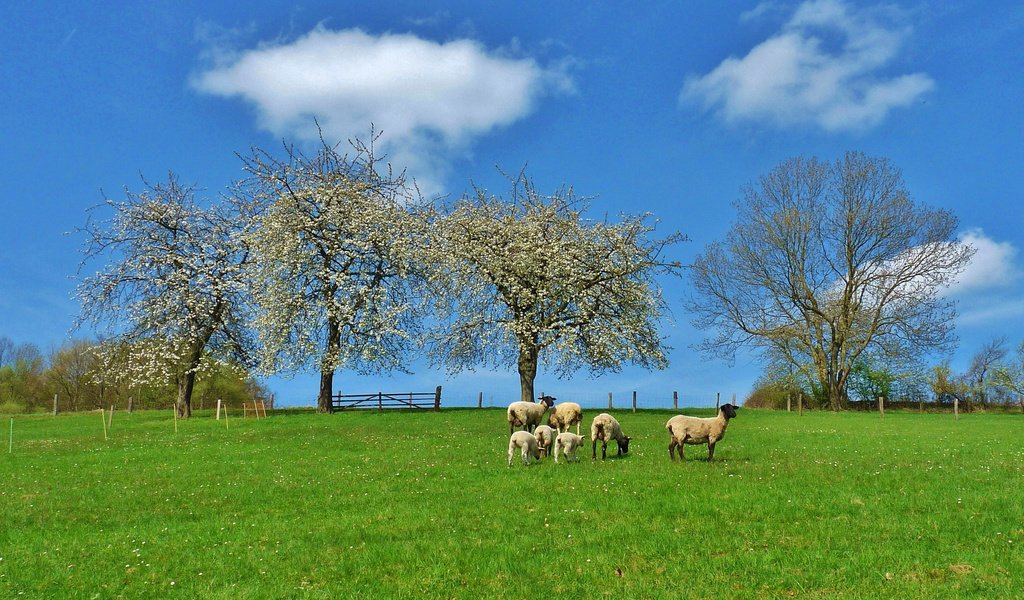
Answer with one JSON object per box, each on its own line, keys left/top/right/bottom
{"left": 76, "top": 174, "right": 253, "bottom": 417}
{"left": 238, "top": 134, "right": 428, "bottom": 412}
{"left": 427, "top": 170, "right": 684, "bottom": 403}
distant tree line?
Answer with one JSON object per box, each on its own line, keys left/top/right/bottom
{"left": 0, "top": 336, "right": 267, "bottom": 415}
{"left": 745, "top": 337, "right": 1024, "bottom": 412}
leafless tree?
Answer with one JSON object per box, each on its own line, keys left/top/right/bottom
{"left": 689, "top": 152, "right": 974, "bottom": 410}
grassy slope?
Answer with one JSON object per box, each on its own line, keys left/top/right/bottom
{"left": 1, "top": 408, "right": 1022, "bottom": 599}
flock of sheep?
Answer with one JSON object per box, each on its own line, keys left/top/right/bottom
{"left": 507, "top": 394, "right": 739, "bottom": 467}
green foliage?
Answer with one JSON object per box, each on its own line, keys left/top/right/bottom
{"left": 3, "top": 409, "right": 1023, "bottom": 598}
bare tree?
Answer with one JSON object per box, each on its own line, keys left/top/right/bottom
{"left": 427, "top": 169, "right": 684, "bottom": 402}
{"left": 76, "top": 174, "right": 253, "bottom": 417}
{"left": 237, "top": 132, "right": 427, "bottom": 413}
{"left": 990, "top": 340, "right": 1024, "bottom": 412}
{"left": 965, "top": 337, "right": 1007, "bottom": 408}
{"left": 689, "top": 152, "right": 974, "bottom": 410}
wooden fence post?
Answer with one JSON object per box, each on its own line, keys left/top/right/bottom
{"left": 732, "top": 393, "right": 736, "bottom": 407}
{"left": 632, "top": 391, "right": 637, "bottom": 413}
{"left": 673, "top": 391, "right": 678, "bottom": 410}
{"left": 128, "top": 396, "right": 133, "bottom": 414}
{"left": 716, "top": 392, "right": 720, "bottom": 410}
{"left": 798, "top": 392, "right": 803, "bottom": 416}
{"left": 478, "top": 392, "right": 483, "bottom": 409}
{"left": 53, "top": 394, "right": 58, "bottom": 416}
{"left": 108, "top": 405, "right": 114, "bottom": 429}
{"left": 954, "top": 397, "right": 959, "bottom": 421}
{"left": 216, "top": 399, "right": 222, "bottom": 420}
{"left": 434, "top": 386, "right": 442, "bottom": 411}
{"left": 787, "top": 394, "right": 792, "bottom": 412}
{"left": 878, "top": 396, "right": 884, "bottom": 418}
{"left": 608, "top": 392, "right": 613, "bottom": 410}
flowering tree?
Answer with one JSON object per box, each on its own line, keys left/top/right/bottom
{"left": 76, "top": 174, "right": 252, "bottom": 417}
{"left": 427, "top": 170, "right": 684, "bottom": 403}
{"left": 238, "top": 135, "right": 428, "bottom": 412}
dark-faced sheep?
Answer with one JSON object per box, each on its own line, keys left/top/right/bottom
{"left": 507, "top": 395, "right": 555, "bottom": 435}
{"left": 665, "top": 403, "right": 739, "bottom": 462}
{"left": 590, "top": 413, "right": 630, "bottom": 460}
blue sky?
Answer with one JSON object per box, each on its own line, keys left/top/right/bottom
{"left": 2, "top": 1, "right": 1022, "bottom": 409}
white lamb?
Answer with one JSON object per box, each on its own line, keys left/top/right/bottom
{"left": 548, "top": 401, "right": 583, "bottom": 435}
{"left": 508, "top": 430, "right": 541, "bottom": 467}
{"left": 533, "top": 425, "right": 556, "bottom": 458}
{"left": 507, "top": 395, "right": 555, "bottom": 434}
{"left": 590, "top": 413, "right": 631, "bottom": 460}
{"left": 553, "top": 432, "right": 583, "bottom": 464}
{"left": 665, "top": 403, "right": 739, "bottom": 462}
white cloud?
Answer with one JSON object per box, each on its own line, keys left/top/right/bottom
{"left": 193, "top": 26, "right": 573, "bottom": 194}
{"left": 947, "top": 228, "right": 1021, "bottom": 295}
{"left": 681, "top": 0, "right": 934, "bottom": 132}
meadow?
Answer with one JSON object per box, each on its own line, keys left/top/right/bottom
{"left": 2, "top": 407, "right": 1023, "bottom": 598}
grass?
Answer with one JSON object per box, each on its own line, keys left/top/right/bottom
{"left": 2, "top": 407, "right": 1023, "bottom": 598}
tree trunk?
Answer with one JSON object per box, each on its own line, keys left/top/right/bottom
{"left": 317, "top": 316, "right": 341, "bottom": 413}
{"left": 517, "top": 340, "right": 540, "bottom": 403}
{"left": 176, "top": 371, "right": 195, "bottom": 419}
{"left": 318, "top": 369, "right": 335, "bottom": 413}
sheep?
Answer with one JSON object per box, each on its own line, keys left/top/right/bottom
{"left": 533, "top": 425, "right": 556, "bottom": 458}
{"left": 508, "top": 430, "right": 541, "bottom": 467}
{"left": 548, "top": 401, "right": 583, "bottom": 435}
{"left": 507, "top": 395, "right": 555, "bottom": 435}
{"left": 590, "top": 413, "right": 631, "bottom": 460}
{"left": 553, "top": 432, "right": 583, "bottom": 464}
{"left": 665, "top": 403, "right": 739, "bottom": 462}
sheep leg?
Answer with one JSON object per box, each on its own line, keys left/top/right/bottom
{"left": 668, "top": 439, "right": 677, "bottom": 461}
{"left": 592, "top": 439, "right": 598, "bottom": 460}
{"left": 523, "top": 447, "right": 530, "bottom": 466}
{"left": 707, "top": 442, "right": 715, "bottom": 462}
{"left": 508, "top": 444, "right": 514, "bottom": 467}
{"left": 602, "top": 441, "right": 608, "bottom": 460}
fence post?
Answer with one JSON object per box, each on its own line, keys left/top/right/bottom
{"left": 632, "top": 391, "right": 637, "bottom": 413}
{"left": 731, "top": 393, "right": 736, "bottom": 407}
{"left": 53, "top": 394, "right": 58, "bottom": 416}
{"left": 716, "top": 392, "right": 720, "bottom": 410}
{"left": 787, "top": 394, "right": 792, "bottom": 412}
{"left": 798, "top": 392, "right": 803, "bottom": 416}
{"left": 878, "top": 396, "right": 884, "bottom": 418}
{"left": 608, "top": 392, "right": 613, "bottom": 410}
{"left": 954, "top": 397, "right": 959, "bottom": 421}
{"left": 434, "top": 386, "right": 442, "bottom": 411}
{"left": 478, "top": 392, "right": 483, "bottom": 409}
{"left": 128, "top": 396, "right": 134, "bottom": 414}
{"left": 673, "top": 390, "right": 678, "bottom": 410}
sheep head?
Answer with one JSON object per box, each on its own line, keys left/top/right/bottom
{"left": 538, "top": 395, "right": 556, "bottom": 408}
{"left": 720, "top": 404, "right": 739, "bottom": 419}
{"left": 617, "top": 436, "right": 631, "bottom": 455}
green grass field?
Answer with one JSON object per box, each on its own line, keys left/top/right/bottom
{"left": 2, "top": 407, "right": 1022, "bottom": 598}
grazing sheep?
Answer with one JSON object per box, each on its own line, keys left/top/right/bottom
{"left": 590, "top": 413, "right": 631, "bottom": 460}
{"left": 533, "top": 425, "right": 556, "bottom": 458}
{"left": 507, "top": 395, "right": 555, "bottom": 434}
{"left": 508, "top": 430, "right": 541, "bottom": 467}
{"left": 665, "top": 403, "right": 739, "bottom": 462}
{"left": 548, "top": 401, "right": 583, "bottom": 435}
{"left": 553, "top": 432, "right": 583, "bottom": 464}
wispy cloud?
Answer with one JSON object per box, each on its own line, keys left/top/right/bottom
{"left": 681, "top": 0, "right": 934, "bottom": 132}
{"left": 193, "top": 26, "right": 573, "bottom": 194}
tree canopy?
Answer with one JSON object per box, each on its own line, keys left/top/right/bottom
{"left": 426, "top": 170, "right": 684, "bottom": 402}
{"left": 689, "top": 151, "right": 974, "bottom": 410}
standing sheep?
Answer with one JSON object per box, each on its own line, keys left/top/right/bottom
{"left": 665, "top": 403, "right": 739, "bottom": 462}
{"left": 508, "top": 430, "right": 541, "bottom": 467}
{"left": 548, "top": 401, "right": 583, "bottom": 435}
{"left": 533, "top": 425, "right": 556, "bottom": 458}
{"left": 590, "top": 413, "right": 631, "bottom": 460}
{"left": 507, "top": 395, "right": 555, "bottom": 434}
{"left": 553, "top": 432, "right": 583, "bottom": 464}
